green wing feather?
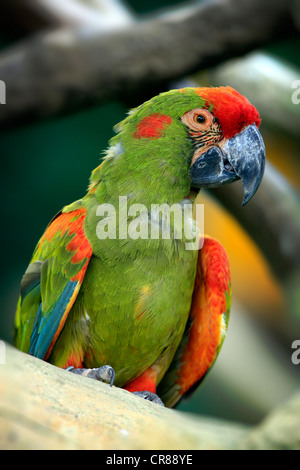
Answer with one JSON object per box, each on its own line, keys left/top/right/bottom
{"left": 15, "top": 205, "right": 93, "bottom": 359}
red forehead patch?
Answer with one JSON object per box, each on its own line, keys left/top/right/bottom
{"left": 195, "top": 87, "right": 261, "bottom": 139}
{"left": 134, "top": 114, "right": 172, "bottom": 139}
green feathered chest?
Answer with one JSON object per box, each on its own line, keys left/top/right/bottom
{"left": 82, "top": 244, "right": 197, "bottom": 387}
{"left": 80, "top": 199, "right": 199, "bottom": 386}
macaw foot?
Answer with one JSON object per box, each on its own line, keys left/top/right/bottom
{"left": 66, "top": 365, "right": 115, "bottom": 387}
{"left": 133, "top": 391, "right": 165, "bottom": 406}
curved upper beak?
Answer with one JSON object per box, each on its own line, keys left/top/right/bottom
{"left": 189, "top": 124, "right": 266, "bottom": 206}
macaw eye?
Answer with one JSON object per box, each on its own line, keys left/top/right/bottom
{"left": 195, "top": 114, "right": 206, "bottom": 124}
{"left": 181, "top": 108, "right": 213, "bottom": 132}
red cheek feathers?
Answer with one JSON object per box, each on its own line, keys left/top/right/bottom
{"left": 133, "top": 114, "right": 172, "bottom": 139}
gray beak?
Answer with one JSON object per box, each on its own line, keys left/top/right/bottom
{"left": 189, "top": 124, "right": 266, "bottom": 206}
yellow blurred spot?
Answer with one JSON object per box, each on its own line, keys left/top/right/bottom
{"left": 134, "top": 285, "right": 151, "bottom": 320}
{"left": 141, "top": 285, "right": 151, "bottom": 296}
{"left": 264, "top": 132, "right": 300, "bottom": 189}
{"left": 197, "top": 192, "right": 285, "bottom": 320}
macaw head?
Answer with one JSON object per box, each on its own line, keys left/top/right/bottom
{"left": 181, "top": 87, "right": 265, "bottom": 206}
{"left": 99, "top": 86, "right": 265, "bottom": 206}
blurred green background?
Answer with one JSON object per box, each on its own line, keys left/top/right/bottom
{"left": 0, "top": 0, "right": 299, "bottom": 426}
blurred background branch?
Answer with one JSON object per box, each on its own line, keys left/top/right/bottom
{"left": 0, "top": 0, "right": 298, "bottom": 129}
{"left": 209, "top": 163, "right": 300, "bottom": 330}
{"left": 198, "top": 51, "right": 300, "bottom": 325}
{"left": 0, "top": 0, "right": 135, "bottom": 35}
{"left": 210, "top": 164, "right": 300, "bottom": 285}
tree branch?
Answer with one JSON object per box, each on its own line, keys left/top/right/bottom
{"left": 0, "top": 0, "right": 60, "bottom": 37}
{"left": 208, "top": 51, "right": 300, "bottom": 140}
{"left": 1, "top": 343, "right": 300, "bottom": 450}
{"left": 30, "top": 0, "right": 134, "bottom": 30}
{"left": 0, "top": 0, "right": 296, "bottom": 129}
{"left": 0, "top": 0, "right": 134, "bottom": 37}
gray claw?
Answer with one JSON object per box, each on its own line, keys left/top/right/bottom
{"left": 133, "top": 391, "right": 165, "bottom": 406}
{"left": 95, "top": 365, "right": 115, "bottom": 387}
{"left": 66, "top": 364, "right": 115, "bottom": 387}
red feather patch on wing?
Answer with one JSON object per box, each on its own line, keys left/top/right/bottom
{"left": 39, "top": 208, "right": 92, "bottom": 283}
{"left": 33, "top": 208, "right": 93, "bottom": 360}
{"left": 177, "top": 236, "right": 231, "bottom": 398}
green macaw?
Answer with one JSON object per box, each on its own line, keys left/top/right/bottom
{"left": 14, "top": 87, "right": 265, "bottom": 407}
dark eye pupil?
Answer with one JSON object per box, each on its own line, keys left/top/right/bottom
{"left": 196, "top": 115, "right": 205, "bottom": 123}
{"left": 196, "top": 115, "right": 206, "bottom": 124}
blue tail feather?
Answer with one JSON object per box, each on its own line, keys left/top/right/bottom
{"left": 29, "top": 281, "right": 78, "bottom": 359}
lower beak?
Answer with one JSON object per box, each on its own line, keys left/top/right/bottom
{"left": 189, "top": 124, "right": 266, "bottom": 206}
